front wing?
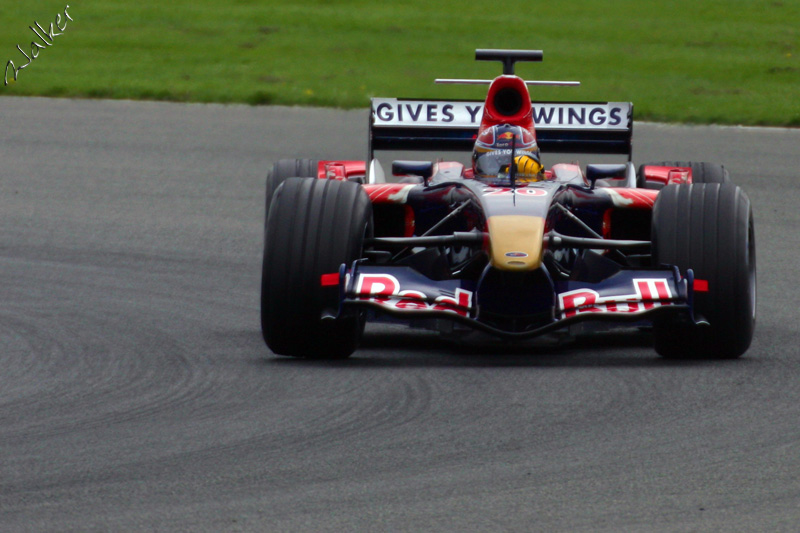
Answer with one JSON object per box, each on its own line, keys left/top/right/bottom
{"left": 334, "top": 263, "right": 698, "bottom": 339}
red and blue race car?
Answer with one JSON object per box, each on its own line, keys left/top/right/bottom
{"left": 260, "top": 49, "right": 756, "bottom": 359}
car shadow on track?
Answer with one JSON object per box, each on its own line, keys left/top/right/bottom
{"left": 262, "top": 326, "right": 753, "bottom": 369}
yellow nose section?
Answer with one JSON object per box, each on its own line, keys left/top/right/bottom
{"left": 487, "top": 215, "right": 545, "bottom": 271}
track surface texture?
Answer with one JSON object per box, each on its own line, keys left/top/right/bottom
{"left": 1, "top": 97, "right": 799, "bottom": 532}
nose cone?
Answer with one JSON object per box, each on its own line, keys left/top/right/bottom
{"left": 487, "top": 215, "right": 545, "bottom": 271}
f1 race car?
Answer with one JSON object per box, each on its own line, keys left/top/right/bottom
{"left": 260, "top": 49, "right": 755, "bottom": 359}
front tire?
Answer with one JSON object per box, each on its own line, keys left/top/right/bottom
{"left": 651, "top": 183, "right": 756, "bottom": 358}
{"left": 261, "top": 178, "right": 372, "bottom": 358}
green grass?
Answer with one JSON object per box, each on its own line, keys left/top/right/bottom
{"left": 1, "top": 0, "right": 798, "bottom": 125}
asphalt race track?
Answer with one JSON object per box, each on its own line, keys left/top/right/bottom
{"left": 1, "top": 97, "right": 800, "bottom": 531}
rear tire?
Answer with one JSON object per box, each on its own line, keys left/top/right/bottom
{"left": 265, "top": 159, "right": 318, "bottom": 222}
{"left": 651, "top": 183, "right": 756, "bottom": 359}
{"left": 261, "top": 178, "right": 372, "bottom": 358}
{"left": 637, "top": 161, "right": 730, "bottom": 189}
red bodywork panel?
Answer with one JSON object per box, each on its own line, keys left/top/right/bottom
{"left": 606, "top": 188, "right": 659, "bottom": 208}
{"left": 641, "top": 165, "right": 692, "bottom": 187}
{"left": 363, "top": 183, "right": 416, "bottom": 237}
{"left": 600, "top": 188, "right": 659, "bottom": 240}
{"left": 318, "top": 160, "right": 367, "bottom": 181}
{"left": 479, "top": 75, "right": 535, "bottom": 135}
{"left": 363, "top": 183, "right": 415, "bottom": 203}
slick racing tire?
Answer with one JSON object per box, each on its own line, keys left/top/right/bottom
{"left": 265, "top": 159, "right": 318, "bottom": 223}
{"left": 637, "top": 161, "right": 731, "bottom": 189}
{"left": 651, "top": 183, "right": 756, "bottom": 359}
{"left": 261, "top": 178, "right": 372, "bottom": 358}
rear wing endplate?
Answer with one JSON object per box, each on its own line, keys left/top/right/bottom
{"left": 369, "top": 98, "right": 633, "bottom": 160}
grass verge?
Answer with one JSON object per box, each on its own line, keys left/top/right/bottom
{"left": 1, "top": 0, "right": 798, "bottom": 125}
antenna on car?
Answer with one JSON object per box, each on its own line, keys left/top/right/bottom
{"left": 435, "top": 48, "right": 580, "bottom": 86}
{"left": 509, "top": 132, "right": 517, "bottom": 191}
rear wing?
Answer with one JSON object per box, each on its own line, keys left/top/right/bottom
{"left": 369, "top": 98, "right": 633, "bottom": 160}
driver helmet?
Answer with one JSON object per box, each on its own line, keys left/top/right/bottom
{"left": 472, "top": 124, "right": 543, "bottom": 183}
